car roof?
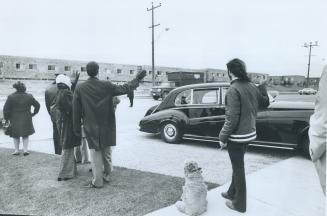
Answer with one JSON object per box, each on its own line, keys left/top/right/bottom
{"left": 172, "top": 82, "right": 230, "bottom": 92}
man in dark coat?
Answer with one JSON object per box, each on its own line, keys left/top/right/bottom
{"left": 73, "top": 62, "right": 146, "bottom": 188}
{"left": 45, "top": 74, "right": 61, "bottom": 155}
{"left": 127, "top": 89, "right": 134, "bottom": 107}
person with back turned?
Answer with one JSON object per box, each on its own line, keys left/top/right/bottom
{"left": 45, "top": 73, "right": 61, "bottom": 155}
{"left": 218, "top": 58, "right": 270, "bottom": 213}
{"left": 72, "top": 62, "right": 146, "bottom": 188}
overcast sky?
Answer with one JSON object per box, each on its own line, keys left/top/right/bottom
{"left": 0, "top": 0, "right": 326, "bottom": 77}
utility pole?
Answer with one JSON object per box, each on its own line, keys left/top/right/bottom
{"left": 303, "top": 41, "right": 318, "bottom": 87}
{"left": 147, "top": 2, "right": 161, "bottom": 86}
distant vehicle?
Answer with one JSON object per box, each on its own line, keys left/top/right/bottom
{"left": 151, "top": 71, "right": 205, "bottom": 100}
{"left": 140, "top": 82, "right": 314, "bottom": 157}
{"left": 298, "top": 88, "right": 317, "bottom": 95}
{"left": 151, "top": 82, "right": 176, "bottom": 100}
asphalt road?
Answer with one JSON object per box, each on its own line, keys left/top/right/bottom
{"left": 0, "top": 96, "right": 299, "bottom": 185}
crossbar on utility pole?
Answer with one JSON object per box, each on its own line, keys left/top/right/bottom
{"left": 303, "top": 41, "right": 319, "bottom": 87}
{"left": 147, "top": 2, "right": 161, "bottom": 86}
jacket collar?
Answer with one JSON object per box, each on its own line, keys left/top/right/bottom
{"left": 230, "top": 77, "right": 239, "bottom": 84}
{"left": 88, "top": 76, "right": 99, "bottom": 80}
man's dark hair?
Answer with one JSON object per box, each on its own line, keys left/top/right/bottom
{"left": 86, "top": 61, "right": 99, "bottom": 77}
{"left": 226, "top": 58, "right": 250, "bottom": 82}
{"left": 13, "top": 81, "right": 26, "bottom": 92}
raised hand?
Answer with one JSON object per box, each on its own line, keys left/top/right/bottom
{"left": 136, "top": 70, "right": 147, "bottom": 81}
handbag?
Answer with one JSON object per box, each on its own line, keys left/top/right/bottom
{"left": 3, "top": 121, "right": 12, "bottom": 136}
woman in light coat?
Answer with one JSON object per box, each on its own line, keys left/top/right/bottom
{"left": 3, "top": 81, "right": 40, "bottom": 155}
{"left": 309, "top": 65, "right": 326, "bottom": 195}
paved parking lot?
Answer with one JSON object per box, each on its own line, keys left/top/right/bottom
{"left": 0, "top": 96, "right": 297, "bottom": 184}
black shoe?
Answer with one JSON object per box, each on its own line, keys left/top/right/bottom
{"left": 58, "top": 177, "right": 71, "bottom": 181}
{"left": 23, "top": 152, "right": 30, "bottom": 156}
{"left": 225, "top": 201, "right": 246, "bottom": 213}
{"left": 221, "top": 192, "right": 233, "bottom": 200}
{"left": 12, "top": 152, "right": 20, "bottom": 156}
{"left": 89, "top": 168, "right": 92, "bottom": 172}
{"left": 83, "top": 181, "right": 101, "bottom": 189}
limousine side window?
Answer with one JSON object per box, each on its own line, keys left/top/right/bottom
{"left": 175, "top": 89, "right": 192, "bottom": 106}
{"left": 193, "top": 89, "right": 219, "bottom": 105}
{"left": 221, "top": 87, "right": 229, "bottom": 104}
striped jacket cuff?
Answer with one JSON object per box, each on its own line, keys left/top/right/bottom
{"left": 228, "top": 131, "right": 257, "bottom": 143}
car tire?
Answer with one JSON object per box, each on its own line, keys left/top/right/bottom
{"left": 301, "top": 134, "right": 311, "bottom": 159}
{"left": 153, "top": 96, "right": 160, "bottom": 100}
{"left": 160, "top": 122, "right": 182, "bottom": 144}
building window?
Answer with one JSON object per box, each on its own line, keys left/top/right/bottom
{"left": 81, "top": 67, "right": 86, "bottom": 72}
{"left": 117, "top": 69, "right": 122, "bottom": 74}
{"left": 48, "top": 65, "right": 56, "bottom": 71}
{"left": 130, "top": 70, "right": 134, "bottom": 75}
{"left": 65, "top": 66, "right": 71, "bottom": 71}
{"left": 28, "top": 64, "right": 37, "bottom": 70}
{"left": 16, "top": 63, "right": 21, "bottom": 70}
{"left": 157, "top": 71, "right": 162, "bottom": 75}
{"left": 0, "top": 62, "right": 3, "bottom": 68}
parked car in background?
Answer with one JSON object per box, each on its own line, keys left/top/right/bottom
{"left": 151, "top": 71, "right": 206, "bottom": 100}
{"left": 151, "top": 82, "right": 176, "bottom": 100}
{"left": 298, "top": 88, "right": 317, "bottom": 95}
{"left": 139, "top": 83, "right": 314, "bottom": 157}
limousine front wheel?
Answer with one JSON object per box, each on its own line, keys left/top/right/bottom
{"left": 161, "top": 122, "right": 182, "bottom": 144}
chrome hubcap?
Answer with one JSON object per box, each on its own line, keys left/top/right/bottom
{"left": 164, "top": 124, "right": 176, "bottom": 138}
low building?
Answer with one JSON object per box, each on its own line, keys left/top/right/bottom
{"left": 0, "top": 55, "right": 271, "bottom": 85}
{"left": 0, "top": 55, "right": 199, "bottom": 82}
{"left": 268, "top": 75, "right": 306, "bottom": 86}
{"left": 307, "top": 77, "right": 320, "bottom": 88}
{"left": 248, "top": 72, "right": 269, "bottom": 84}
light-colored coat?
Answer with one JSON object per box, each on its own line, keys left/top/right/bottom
{"left": 309, "top": 65, "right": 327, "bottom": 195}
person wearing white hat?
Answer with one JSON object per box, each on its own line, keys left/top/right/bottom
{"left": 52, "top": 74, "right": 81, "bottom": 181}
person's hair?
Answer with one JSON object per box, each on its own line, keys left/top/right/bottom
{"left": 226, "top": 58, "right": 250, "bottom": 82}
{"left": 57, "top": 83, "right": 69, "bottom": 90}
{"left": 13, "top": 81, "right": 26, "bottom": 92}
{"left": 86, "top": 61, "right": 99, "bottom": 77}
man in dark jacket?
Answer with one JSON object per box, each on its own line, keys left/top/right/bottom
{"left": 219, "top": 58, "right": 269, "bottom": 213}
{"left": 45, "top": 74, "right": 60, "bottom": 155}
{"left": 73, "top": 61, "right": 146, "bottom": 188}
{"left": 127, "top": 89, "right": 134, "bottom": 107}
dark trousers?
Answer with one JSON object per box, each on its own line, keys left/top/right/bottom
{"left": 128, "top": 96, "right": 134, "bottom": 107}
{"left": 227, "top": 141, "right": 248, "bottom": 211}
{"left": 52, "top": 121, "right": 61, "bottom": 155}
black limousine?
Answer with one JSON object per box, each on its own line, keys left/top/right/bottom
{"left": 139, "top": 83, "right": 314, "bottom": 156}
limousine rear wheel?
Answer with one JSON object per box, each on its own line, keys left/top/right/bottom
{"left": 160, "top": 122, "right": 182, "bottom": 144}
